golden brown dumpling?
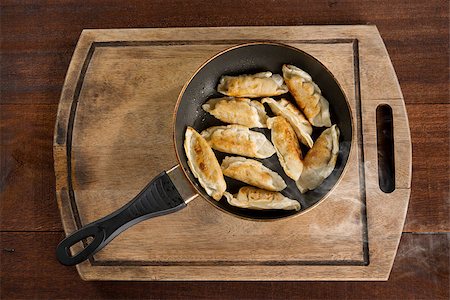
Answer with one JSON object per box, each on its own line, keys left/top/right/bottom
{"left": 282, "top": 64, "right": 331, "bottom": 127}
{"left": 201, "top": 125, "right": 275, "bottom": 158}
{"left": 221, "top": 156, "right": 286, "bottom": 191}
{"left": 217, "top": 72, "right": 288, "bottom": 98}
{"left": 202, "top": 97, "right": 268, "bottom": 128}
{"left": 224, "top": 186, "right": 300, "bottom": 211}
{"left": 262, "top": 97, "right": 313, "bottom": 147}
{"left": 267, "top": 116, "right": 303, "bottom": 181}
{"left": 184, "top": 127, "right": 226, "bottom": 200}
{"left": 296, "top": 125, "right": 340, "bottom": 193}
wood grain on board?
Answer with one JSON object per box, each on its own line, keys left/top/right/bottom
{"left": 1, "top": 104, "right": 447, "bottom": 232}
{"left": 50, "top": 26, "right": 410, "bottom": 280}
{"left": 1, "top": 232, "right": 448, "bottom": 299}
{"left": 1, "top": 0, "right": 448, "bottom": 297}
{"left": 0, "top": 104, "right": 450, "bottom": 232}
{"left": 1, "top": 0, "right": 447, "bottom": 105}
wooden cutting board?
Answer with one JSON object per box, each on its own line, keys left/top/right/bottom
{"left": 54, "top": 25, "right": 411, "bottom": 281}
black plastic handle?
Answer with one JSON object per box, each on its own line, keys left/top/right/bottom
{"left": 56, "top": 171, "right": 186, "bottom": 266}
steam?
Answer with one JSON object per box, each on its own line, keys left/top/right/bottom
{"left": 308, "top": 195, "right": 366, "bottom": 243}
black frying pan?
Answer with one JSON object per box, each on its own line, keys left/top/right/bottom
{"left": 56, "top": 42, "right": 352, "bottom": 266}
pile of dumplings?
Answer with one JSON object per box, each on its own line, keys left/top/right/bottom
{"left": 184, "top": 64, "right": 340, "bottom": 212}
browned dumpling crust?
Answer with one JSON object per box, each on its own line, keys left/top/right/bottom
{"left": 184, "top": 127, "right": 226, "bottom": 200}
{"left": 217, "top": 72, "right": 288, "bottom": 98}
{"left": 221, "top": 156, "right": 286, "bottom": 192}
{"left": 262, "top": 97, "right": 313, "bottom": 147}
{"left": 201, "top": 125, "right": 275, "bottom": 159}
{"left": 296, "top": 125, "right": 340, "bottom": 193}
{"left": 224, "top": 186, "right": 300, "bottom": 211}
{"left": 267, "top": 116, "right": 304, "bottom": 181}
{"left": 202, "top": 97, "right": 268, "bottom": 128}
{"left": 282, "top": 64, "right": 332, "bottom": 127}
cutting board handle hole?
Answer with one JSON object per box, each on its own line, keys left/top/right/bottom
{"left": 376, "top": 104, "right": 395, "bottom": 193}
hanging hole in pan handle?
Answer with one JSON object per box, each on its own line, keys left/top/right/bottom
{"left": 56, "top": 224, "right": 106, "bottom": 266}
{"left": 55, "top": 169, "right": 192, "bottom": 266}
{"left": 376, "top": 104, "right": 395, "bottom": 193}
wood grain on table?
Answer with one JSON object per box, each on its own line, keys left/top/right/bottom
{"left": 1, "top": 0, "right": 448, "bottom": 298}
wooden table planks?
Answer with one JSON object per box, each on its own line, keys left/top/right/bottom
{"left": 0, "top": 0, "right": 448, "bottom": 298}
{"left": 1, "top": 232, "right": 448, "bottom": 299}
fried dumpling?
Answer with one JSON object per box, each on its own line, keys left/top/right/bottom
{"left": 267, "top": 116, "right": 304, "bottom": 181}
{"left": 296, "top": 125, "right": 340, "bottom": 193}
{"left": 224, "top": 186, "right": 300, "bottom": 211}
{"left": 202, "top": 97, "right": 268, "bottom": 128}
{"left": 221, "top": 156, "right": 286, "bottom": 191}
{"left": 184, "top": 127, "right": 226, "bottom": 200}
{"left": 282, "top": 64, "right": 332, "bottom": 127}
{"left": 262, "top": 97, "right": 313, "bottom": 148}
{"left": 201, "top": 125, "right": 275, "bottom": 158}
{"left": 217, "top": 72, "right": 288, "bottom": 98}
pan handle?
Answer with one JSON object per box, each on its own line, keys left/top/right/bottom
{"left": 56, "top": 170, "right": 188, "bottom": 266}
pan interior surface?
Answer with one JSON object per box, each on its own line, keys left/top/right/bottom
{"left": 174, "top": 43, "right": 352, "bottom": 220}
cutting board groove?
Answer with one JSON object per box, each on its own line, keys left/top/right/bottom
{"left": 54, "top": 26, "right": 411, "bottom": 280}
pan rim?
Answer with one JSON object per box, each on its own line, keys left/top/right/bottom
{"left": 172, "top": 41, "right": 354, "bottom": 221}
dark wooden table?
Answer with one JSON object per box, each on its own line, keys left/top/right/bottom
{"left": 1, "top": 1, "right": 448, "bottom": 299}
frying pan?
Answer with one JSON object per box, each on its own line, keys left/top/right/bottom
{"left": 56, "top": 42, "right": 352, "bottom": 266}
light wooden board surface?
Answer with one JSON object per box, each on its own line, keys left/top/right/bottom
{"left": 54, "top": 25, "right": 411, "bottom": 280}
